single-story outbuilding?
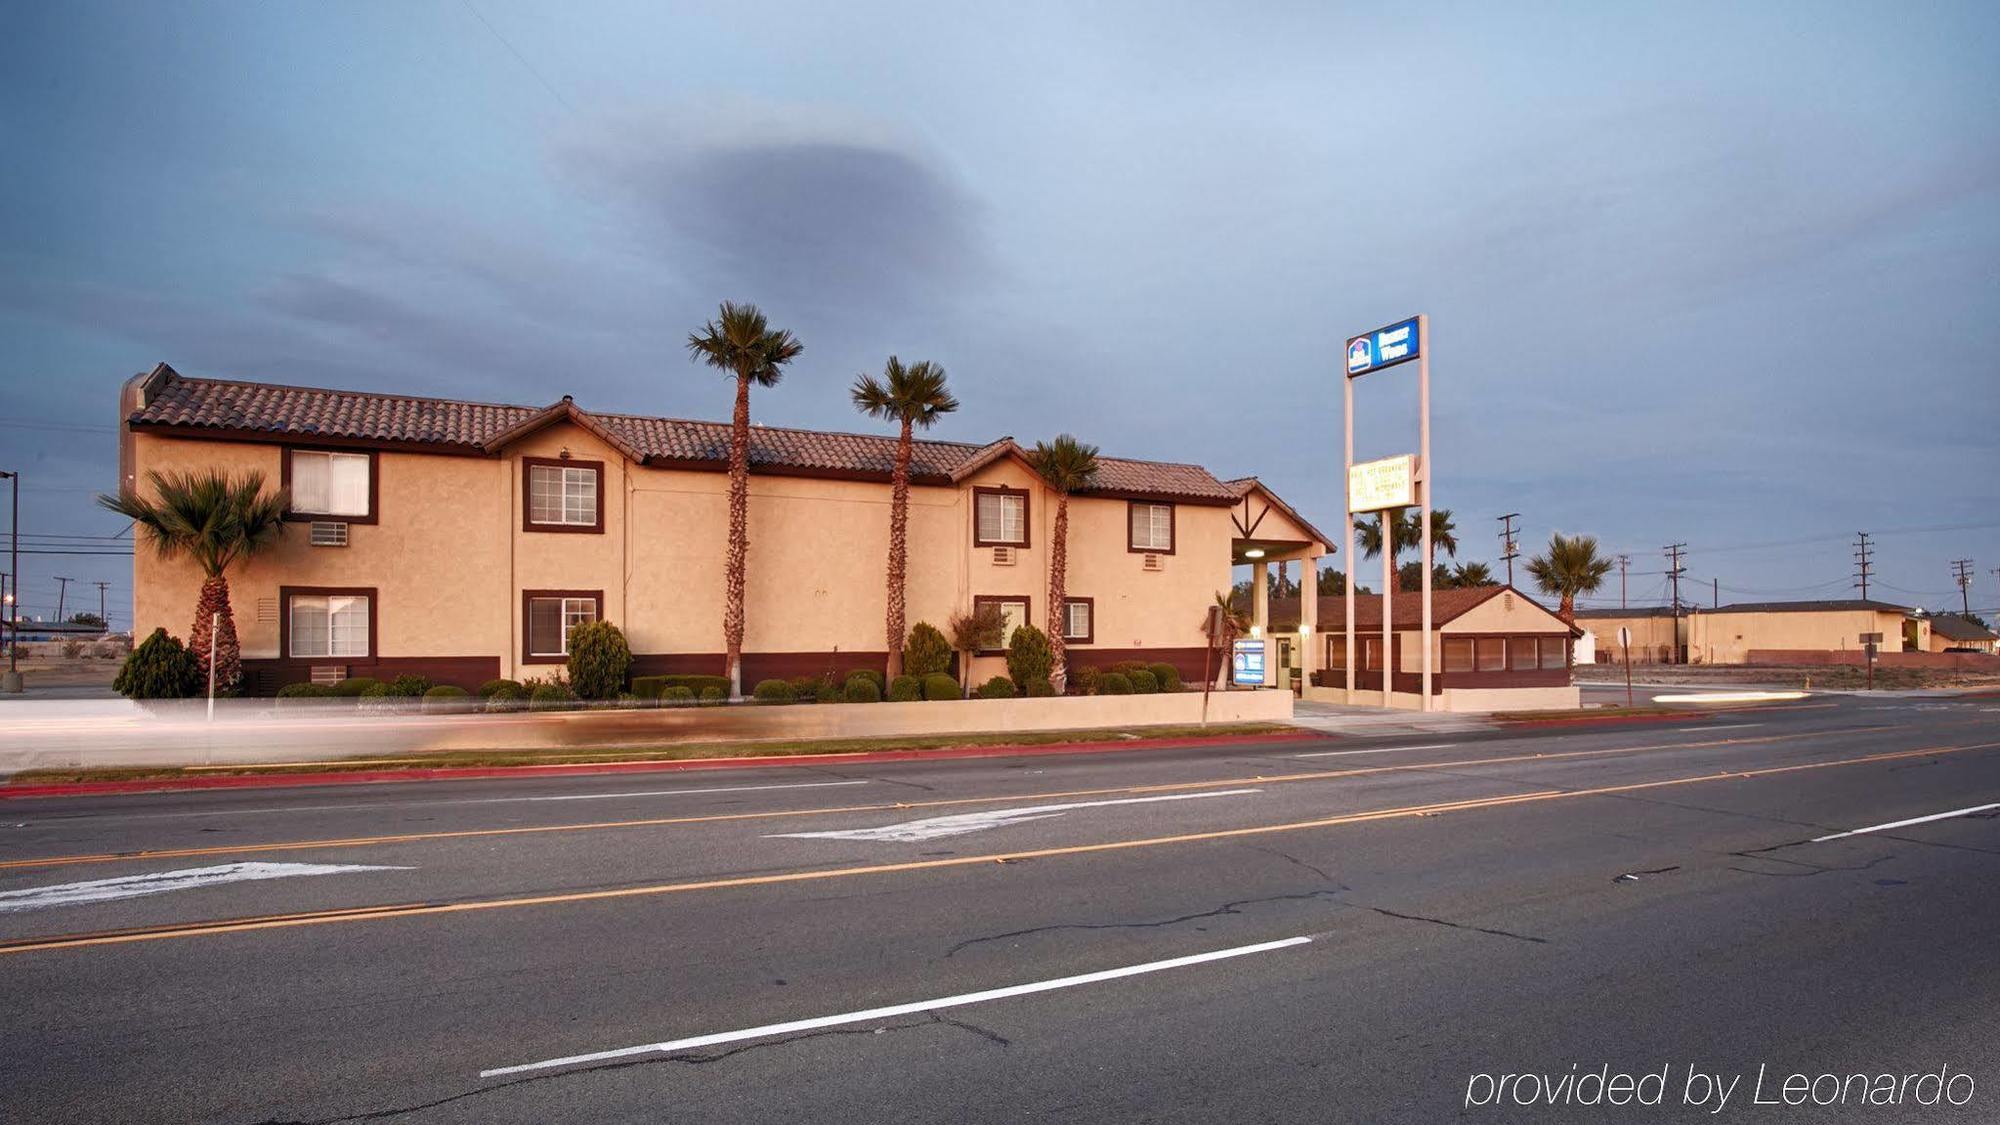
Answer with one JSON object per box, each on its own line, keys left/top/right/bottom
{"left": 1578, "top": 599, "right": 1930, "bottom": 665}
{"left": 1924, "top": 613, "right": 1998, "bottom": 654}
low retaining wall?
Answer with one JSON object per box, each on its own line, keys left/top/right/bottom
{"left": 1747, "top": 649, "right": 2000, "bottom": 670}
{"left": 1302, "top": 684, "right": 1579, "bottom": 713}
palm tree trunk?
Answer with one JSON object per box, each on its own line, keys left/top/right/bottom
{"left": 724, "top": 371, "right": 752, "bottom": 699}
{"left": 1559, "top": 593, "right": 1576, "bottom": 670}
{"left": 190, "top": 573, "right": 241, "bottom": 690}
{"left": 884, "top": 421, "right": 913, "bottom": 682}
{"left": 1047, "top": 495, "right": 1070, "bottom": 693}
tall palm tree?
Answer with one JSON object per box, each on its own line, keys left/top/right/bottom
{"left": 1203, "top": 590, "right": 1250, "bottom": 689}
{"left": 1355, "top": 507, "right": 1458, "bottom": 563}
{"left": 1525, "top": 532, "right": 1613, "bottom": 622}
{"left": 687, "top": 301, "right": 804, "bottom": 699}
{"left": 852, "top": 357, "right": 958, "bottom": 681}
{"left": 1026, "top": 434, "right": 1099, "bottom": 693}
{"left": 98, "top": 469, "right": 288, "bottom": 690}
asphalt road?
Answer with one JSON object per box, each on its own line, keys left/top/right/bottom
{"left": 2, "top": 694, "right": 1996, "bottom": 1123}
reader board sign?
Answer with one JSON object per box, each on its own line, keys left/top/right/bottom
{"left": 1231, "top": 639, "right": 1267, "bottom": 686}
{"left": 1348, "top": 454, "right": 1416, "bottom": 513}
{"left": 1346, "top": 317, "right": 1421, "bottom": 377}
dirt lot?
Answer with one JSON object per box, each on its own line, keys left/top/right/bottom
{"left": 1575, "top": 661, "right": 2000, "bottom": 691}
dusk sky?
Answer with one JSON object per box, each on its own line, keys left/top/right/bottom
{"left": 4, "top": 1, "right": 1996, "bottom": 629}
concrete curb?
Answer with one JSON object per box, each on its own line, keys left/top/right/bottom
{"left": 0, "top": 730, "right": 1323, "bottom": 800}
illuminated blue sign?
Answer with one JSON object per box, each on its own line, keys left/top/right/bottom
{"left": 1231, "top": 639, "right": 1267, "bottom": 686}
{"left": 1345, "top": 317, "right": 1421, "bottom": 377}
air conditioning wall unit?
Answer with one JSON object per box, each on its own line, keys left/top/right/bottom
{"left": 991, "top": 546, "right": 1016, "bottom": 566}
{"left": 1141, "top": 553, "right": 1164, "bottom": 572}
{"left": 309, "top": 665, "right": 347, "bottom": 685}
{"left": 309, "top": 521, "right": 349, "bottom": 547}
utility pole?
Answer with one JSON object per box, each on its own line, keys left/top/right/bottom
{"left": 1663, "top": 543, "right": 1687, "bottom": 664}
{"left": 1951, "top": 559, "right": 1974, "bottom": 616}
{"left": 1712, "top": 577, "right": 1718, "bottom": 609}
{"left": 53, "top": 575, "right": 73, "bottom": 624}
{"left": 1852, "top": 532, "right": 1873, "bottom": 601}
{"left": 1, "top": 469, "right": 17, "bottom": 692}
{"left": 1497, "top": 513, "right": 1520, "bottom": 588}
{"left": 94, "top": 581, "right": 110, "bottom": 629}
{"left": 1617, "top": 554, "right": 1630, "bottom": 610}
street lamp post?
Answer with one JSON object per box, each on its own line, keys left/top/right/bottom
{"left": 1, "top": 470, "right": 18, "bottom": 693}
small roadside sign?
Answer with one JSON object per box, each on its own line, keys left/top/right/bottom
{"left": 1859, "top": 632, "right": 1883, "bottom": 644}
{"left": 1617, "top": 627, "right": 1631, "bottom": 648}
{"left": 1231, "top": 639, "right": 1267, "bottom": 687}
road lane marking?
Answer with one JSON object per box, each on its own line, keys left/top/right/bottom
{"left": 479, "top": 934, "right": 1314, "bottom": 1078}
{"left": 1810, "top": 803, "right": 2000, "bottom": 843}
{"left": 1295, "top": 744, "right": 1456, "bottom": 758}
{"left": 47, "top": 779, "right": 874, "bottom": 820}
{"left": 769, "top": 790, "right": 1260, "bottom": 842}
{"left": 1676, "top": 723, "right": 1763, "bottom": 733}
{"left": 3, "top": 739, "right": 1990, "bottom": 956}
{"left": 0, "top": 862, "right": 409, "bottom": 914}
{"left": 0, "top": 726, "right": 1902, "bottom": 872}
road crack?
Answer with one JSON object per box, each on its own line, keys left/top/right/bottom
{"left": 1351, "top": 904, "right": 1548, "bottom": 944}
{"left": 944, "top": 888, "right": 1347, "bottom": 958}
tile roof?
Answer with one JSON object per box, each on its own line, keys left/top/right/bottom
{"left": 1247, "top": 585, "right": 1570, "bottom": 632}
{"left": 126, "top": 366, "right": 1246, "bottom": 503}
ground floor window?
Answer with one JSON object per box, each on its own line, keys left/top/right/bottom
{"left": 974, "top": 595, "right": 1030, "bottom": 653}
{"left": 1062, "top": 597, "right": 1093, "bottom": 644}
{"left": 1443, "top": 637, "right": 1474, "bottom": 673}
{"left": 524, "top": 591, "right": 599, "bottom": 661}
{"left": 1539, "top": 636, "right": 1568, "bottom": 668}
{"left": 286, "top": 590, "right": 372, "bottom": 659}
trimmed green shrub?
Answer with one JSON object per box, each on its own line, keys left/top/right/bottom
{"left": 921, "top": 673, "right": 961, "bottom": 701}
{"left": 1147, "top": 663, "right": 1181, "bottom": 692}
{"left": 477, "top": 678, "right": 523, "bottom": 699}
{"left": 903, "top": 622, "right": 952, "bottom": 677}
{"left": 1098, "top": 672, "right": 1133, "bottom": 695}
{"left": 276, "top": 682, "right": 334, "bottom": 701}
{"left": 1071, "top": 665, "right": 1101, "bottom": 696}
{"left": 752, "top": 679, "right": 796, "bottom": 703}
{"left": 846, "top": 668, "right": 885, "bottom": 693}
{"left": 565, "top": 620, "right": 632, "bottom": 700}
{"left": 815, "top": 679, "right": 844, "bottom": 704}
{"left": 887, "top": 675, "right": 922, "bottom": 702}
{"left": 386, "top": 674, "right": 431, "bottom": 698}
{"left": 975, "top": 675, "right": 1017, "bottom": 700}
{"left": 423, "top": 684, "right": 471, "bottom": 713}
{"left": 357, "top": 682, "right": 401, "bottom": 711}
{"left": 844, "top": 676, "right": 882, "bottom": 703}
{"left": 1025, "top": 677, "right": 1056, "bottom": 697}
{"left": 660, "top": 685, "right": 696, "bottom": 705}
{"left": 529, "top": 681, "right": 576, "bottom": 711}
{"left": 1006, "top": 624, "right": 1053, "bottom": 694}
{"left": 632, "top": 674, "right": 732, "bottom": 699}
{"left": 113, "top": 628, "right": 205, "bottom": 700}
{"left": 484, "top": 682, "right": 527, "bottom": 711}
{"left": 1129, "top": 668, "right": 1159, "bottom": 694}
{"left": 332, "top": 676, "right": 380, "bottom": 698}
{"left": 697, "top": 686, "right": 726, "bottom": 704}
{"left": 1110, "top": 660, "right": 1149, "bottom": 677}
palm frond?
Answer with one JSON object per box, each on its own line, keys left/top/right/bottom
{"left": 852, "top": 356, "right": 959, "bottom": 428}
{"left": 1027, "top": 434, "right": 1100, "bottom": 494}
{"left": 96, "top": 469, "right": 288, "bottom": 578}
{"left": 687, "top": 301, "right": 803, "bottom": 388}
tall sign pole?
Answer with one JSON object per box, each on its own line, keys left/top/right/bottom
{"left": 1343, "top": 358, "right": 1356, "bottom": 699}
{"left": 1417, "top": 314, "right": 1433, "bottom": 709}
{"left": 1381, "top": 510, "right": 1393, "bottom": 707}
{"left": 1344, "top": 315, "right": 1429, "bottom": 711}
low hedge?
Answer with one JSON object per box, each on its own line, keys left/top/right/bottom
{"left": 423, "top": 685, "right": 471, "bottom": 713}
{"left": 276, "top": 682, "right": 334, "bottom": 699}
{"left": 752, "top": 679, "right": 796, "bottom": 703}
{"left": 632, "top": 674, "right": 732, "bottom": 699}
{"left": 815, "top": 679, "right": 844, "bottom": 704}
{"left": 477, "top": 678, "right": 523, "bottom": 699}
{"left": 921, "top": 673, "right": 961, "bottom": 701}
{"left": 484, "top": 682, "right": 527, "bottom": 711}
{"left": 1148, "top": 663, "right": 1181, "bottom": 692}
{"left": 1071, "top": 665, "right": 1101, "bottom": 696}
{"left": 332, "top": 676, "right": 380, "bottom": 698}
{"left": 844, "top": 676, "right": 882, "bottom": 703}
{"left": 697, "top": 686, "right": 726, "bottom": 704}
{"left": 975, "top": 676, "right": 1017, "bottom": 700}
{"left": 528, "top": 681, "right": 576, "bottom": 711}
{"left": 1098, "top": 672, "right": 1133, "bottom": 695}
{"left": 660, "top": 685, "right": 696, "bottom": 705}
{"left": 1129, "top": 669, "right": 1159, "bottom": 694}
{"left": 887, "top": 675, "right": 922, "bottom": 702}
{"left": 846, "top": 668, "right": 885, "bottom": 693}
{"left": 385, "top": 674, "right": 431, "bottom": 698}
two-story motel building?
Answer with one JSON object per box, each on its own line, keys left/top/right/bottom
{"left": 118, "top": 364, "right": 1331, "bottom": 693}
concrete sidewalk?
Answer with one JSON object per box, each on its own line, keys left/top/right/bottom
{"left": 1288, "top": 699, "right": 1496, "bottom": 737}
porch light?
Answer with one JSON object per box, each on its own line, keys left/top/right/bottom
{"left": 1250, "top": 625, "right": 1263, "bottom": 639}
{"left": 1298, "top": 623, "right": 1312, "bottom": 636}
{"left": 1244, "top": 548, "right": 1265, "bottom": 558}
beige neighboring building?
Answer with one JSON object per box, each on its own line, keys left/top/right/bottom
{"left": 117, "top": 365, "right": 1329, "bottom": 692}
{"left": 1574, "top": 607, "right": 1684, "bottom": 664}
{"left": 1925, "top": 613, "right": 1998, "bottom": 654}
{"left": 1581, "top": 599, "right": 1927, "bottom": 665}
{"left": 1256, "top": 585, "right": 1580, "bottom": 712}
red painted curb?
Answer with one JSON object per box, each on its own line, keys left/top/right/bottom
{"left": 1, "top": 730, "right": 1322, "bottom": 800}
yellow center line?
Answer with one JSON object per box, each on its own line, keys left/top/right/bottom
{"left": 0, "top": 725, "right": 1900, "bottom": 871}
{"left": 2, "top": 737, "right": 1990, "bottom": 957}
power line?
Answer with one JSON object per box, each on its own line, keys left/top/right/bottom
{"left": 459, "top": 0, "right": 576, "bottom": 113}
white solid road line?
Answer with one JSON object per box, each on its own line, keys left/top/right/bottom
{"left": 768, "top": 789, "right": 1261, "bottom": 843}
{"left": 0, "top": 862, "right": 409, "bottom": 913}
{"left": 1295, "top": 743, "right": 1455, "bottom": 759}
{"left": 480, "top": 934, "right": 1314, "bottom": 1079}
{"left": 1810, "top": 803, "right": 2000, "bottom": 843}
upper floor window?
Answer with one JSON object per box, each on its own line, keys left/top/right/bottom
{"left": 286, "top": 589, "right": 372, "bottom": 659}
{"left": 974, "top": 487, "right": 1028, "bottom": 547}
{"left": 1128, "top": 502, "right": 1175, "bottom": 553}
{"left": 524, "top": 458, "right": 603, "bottom": 532}
{"left": 287, "top": 449, "right": 373, "bottom": 520}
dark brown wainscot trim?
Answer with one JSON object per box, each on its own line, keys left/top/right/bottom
{"left": 1125, "top": 500, "right": 1176, "bottom": 555}
{"left": 521, "top": 588, "right": 604, "bottom": 665}
{"left": 1061, "top": 596, "right": 1096, "bottom": 645}
{"left": 279, "top": 445, "right": 380, "bottom": 525}
{"left": 1066, "top": 646, "right": 1211, "bottom": 685}
{"left": 521, "top": 457, "right": 607, "bottom": 534}
{"left": 971, "top": 485, "right": 1031, "bottom": 549}
{"left": 972, "top": 594, "right": 1032, "bottom": 655}
{"left": 243, "top": 656, "right": 500, "bottom": 695}
{"left": 277, "top": 585, "right": 379, "bottom": 662}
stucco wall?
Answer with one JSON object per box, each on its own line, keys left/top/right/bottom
{"left": 1689, "top": 608, "right": 1911, "bottom": 664}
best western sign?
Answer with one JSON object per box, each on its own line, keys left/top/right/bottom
{"left": 1346, "top": 317, "right": 1421, "bottom": 377}
{"left": 1348, "top": 454, "right": 1416, "bottom": 513}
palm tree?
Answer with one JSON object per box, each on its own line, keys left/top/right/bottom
{"left": 1355, "top": 507, "right": 1458, "bottom": 565}
{"left": 1448, "top": 560, "right": 1495, "bottom": 588}
{"left": 1025, "top": 434, "right": 1099, "bottom": 694}
{"left": 98, "top": 469, "right": 288, "bottom": 690}
{"left": 947, "top": 602, "right": 1006, "bottom": 698}
{"left": 852, "top": 357, "right": 958, "bottom": 681}
{"left": 1202, "top": 591, "right": 1250, "bottom": 689}
{"left": 687, "top": 302, "right": 803, "bottom": 699}
{"left": 1525, "top": 532, "right": 1613, "bottom": 622}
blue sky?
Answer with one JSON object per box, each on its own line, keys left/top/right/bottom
{"left": 4, "top": 1, "right": 1997, "bottom": 628}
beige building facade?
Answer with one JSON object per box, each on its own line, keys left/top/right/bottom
{"left": 119, "top": 366, "right": 1329, "bottom": 692}
{"left": 1578, "top": 600, "right": 1925, "bottom": 665}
